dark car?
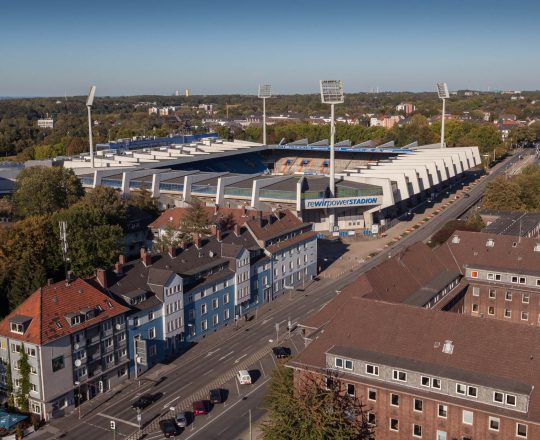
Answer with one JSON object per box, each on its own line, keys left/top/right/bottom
{"left": 192, "top": 400, "right": 209, "bottom": 416}
{"left": 175, "top": 411, "right": 188, "bottom": 428}
{"left": 272, "top": 346, "right": 291, "bottom": 359}
{"left": 159, "top": 419, "right": 179, "bottom": 438}
{"left": 209, "top": 388, "right": 225, "bottom": 404}
{"left": 131, "top": 393, "right": 160, "bottom": 410}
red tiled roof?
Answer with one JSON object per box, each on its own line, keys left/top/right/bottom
{"left": 0, "top": 278, "right": 129, "bottom": 345}
{"left": 245, "top": 210, "right": 309, "bottom": 241}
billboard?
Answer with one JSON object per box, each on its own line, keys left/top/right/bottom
{"left": 304, "top": 196, "right": 381, "bottom": 209}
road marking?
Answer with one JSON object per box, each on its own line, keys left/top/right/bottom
{"left": 203, "top": 368, "right": 214, "bottom": 376}
{"left": 261, "top": 318, "right": 271, "bottom": 325}
{"left": 97, "top": 413, "right": 140, "bottom": 428}
{"left": 278, "top": 319, "right": 286, "bottom": 325}
{"left": 234, "top": 354, "right": 247, "bottom": 364}
{"left": 218, "top": 350, "right": 234, "bottom": 361}
{"left": 163, "top": 396, "right": 180, "bottom": 409}
{"left": 307, "top": 308, "right": 316, "bottom": 315}
{"left": 205, "top": 348, "right": 221, "bottom": 358}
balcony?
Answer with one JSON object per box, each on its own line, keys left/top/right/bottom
{"left": 102, "top": 343, "right": 114, "bottom": 354}
{"left": 87, "top": 335, "right": 101, "bottom": 346}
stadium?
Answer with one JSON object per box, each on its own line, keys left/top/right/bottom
{"left": 63, "top": 134, "right": 481, "bottom": 234}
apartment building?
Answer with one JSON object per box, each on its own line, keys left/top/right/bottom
{"left": 0, "top": 278, "right": 129, "bottom": 421}
{"left": 292, "top": 298, "right": 540, "bottom": 439}
{"left": 435, "top": 231, "right": 540, "bottom": 325}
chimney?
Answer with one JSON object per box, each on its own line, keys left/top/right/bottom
{"left": 47, "top": 278, "right": 53, "bottom": 286}
{"left": 65, "top": 270, "right": 74, "bottom": 286}
{"left": 119, "top": 255, "right": 126, "bottom": 265}
{"left": 168, "top": 246, "right": 177, "bottom": 258}
{"left": 141, "top": 248, "right": 152, "bottom": 267}
{"left": 114, "top": 262, "right": 123, "bottom": 275}
{"left": 234, "top": 223, "right": 241, "bottom": 236}
{"left": 192, "top": 232, "right": 201, "bottom": 248}
{"left": 211, "top": 224, "right": 218, "bottom": 237}
{"left": 96, "top": 268, "right": 108, "bottom": 288}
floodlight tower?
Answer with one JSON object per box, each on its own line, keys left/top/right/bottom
{"left": 437, "top": 82, "right": 449, "bottom": 148}
{"left": 320, "top": 80, "right": 344, "bottom": 228}
{"left": 258, "top": 84, "right": 272, "bottom": 145}
{"left": 86, "top": 85, "right": 96, "bottom": 167}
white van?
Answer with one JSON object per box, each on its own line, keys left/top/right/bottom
{"left": 237, "top": 370, "right": 252, "bottom": 385}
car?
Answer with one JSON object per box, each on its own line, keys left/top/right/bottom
{"left": 192, "top": 400, "right": 209, "bottom": 416}
{"left": 131, "top": 393, "right": 160, "bottom": 410}
{"left": 175, "top": 411, "right": 188, "bottom": 428}
{"left": 237, "top": 369, "right": 252, "bottom": 385}
{"left": 209, "top": 388, "right": 225, "bottom": 404}
{"left": 272, "top": 346, "right": 291, "bottom": 359}
{"left": 159, "top": 419, "right": 179, "bottom": 438}
{"left": 463, "top": 193, "right": 470, "bottom": 198}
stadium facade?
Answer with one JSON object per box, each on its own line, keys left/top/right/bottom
{"left": 63, "top": 136, "right": 481, "bottom": 234}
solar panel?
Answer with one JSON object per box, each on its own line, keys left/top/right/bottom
{"left": 320, "top": 80, "right": 344, "bottom": 104}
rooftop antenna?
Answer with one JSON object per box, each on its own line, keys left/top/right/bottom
{"left": 59, "top": 221, "right": 70, "bottom": 284}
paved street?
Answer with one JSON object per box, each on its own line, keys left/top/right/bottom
{"left": 38, "top": 150, "right": 526, "bottom": 440}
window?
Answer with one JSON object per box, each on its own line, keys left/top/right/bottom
{"left": 456, "top": 383, "right": 466, "bottom": 395}
{"left": 10, "top": 322, "right": 24, "bottom": 334}
{"left": 519, "top": 277, "right": 526, "bottom": 284}
{"left": 212, "top": 298, "right": 219, "bottom": 309}
{"left": 133, "top": 317, "right": 139, "bottom": 327}
{"left": 104, "top": 337, "right": 113, "bottom": 348}
{"left": 505, "top": 309, "right": 511, "bottom": 318}
{"left": 30, "top": 402, "right": 41, "bottom": 414}
{"left": 148, "top": 312, "right": 154, "bottom": 321}
{"left": 516, "top": 423, "right": 528, "bottom": 437}
{"left": 413, "top": 424, "right": 422, "bottom": 438}
{"left": 522, "top": 311, "right": 529, "bottom": 321}
{"left": 346, "top": 384, "right": 355, "bottom": 396}
{"left": 472, "top": 286, "right": 480, "bottom": 296}
{"left": 148, "top": 327, "right": 156, "bottom": 339}
{"left": 506, "top": 394, "right": 517, "bottom": 406}
{"left": 392, "top": 370, "right": 407, "bottom": 382}
{"left": 489, "top": 289, "right": 496, "bottom": 299}
{"left": 462, "top": 410, "right": 473, "bottom": 425}
{"left": 0, "top": 340, "right": 6, "bottom": 350}
{"left": 489, "top": 416, "right": 500, "bottom": 431}
{"left": 52, "top": 355, "right": 64, "bottom": 372}
{"left": 224, "top": 309, "right": 230, "bottom": 320}
{"left": 25, "top": 347, "right": 36, "bottom": 357}
{"left": 467, "top": 386, "right": 478, "bottom": 398}
{"left": 437, "top": 431, "right": 447, "bottom": 440}
{"left": 11, "top": 343, "right": 20, "bottom": 353}
{"left": 421, "top": 376, "right": 430, "bottom": 387}
{"left": 494, "top": 391, "right": 504, "bottom": 403}
{"left": 223, "top": 294, "right": 230, "bottom": 304}
{"left": 335, "top": 358, "right": 343, "bottom": 368}
{"left": 366, "top": 364, "right": 379, "bottom": 376}
{"left": 432, "top": 378, "right": 441, "bottom": 389}
{"left": 414, "top": 398, "right": 423, "bottom": 412}
{"left": 488, "top": 306, "right": 495, "bottom": 315}
{"left": 390, "top": 393, "right": 399, "bottom": 406}
{"left": 512, "top": 276, "right": 518, "bottom": 283}
{"left": 344, "top": 360, "right": 353, "bottom": 370}
{"left": 389, "top": 418, "right": 399, "bottom": 432}
{"left": 105, "top": 353, "right": 114, "bottom": 364}
{"left": 201, "top": 320, "right": 208, "bottom": 331}
{"left": 437, "top": 403, "right": 448, "bottom": 419}
{"left": 472, "top": 303, "right": 478, "bottom": 312}
{"left": 148, "top": 346, "right": 156, "bottom": 357}
{"left": 367, "top": 413, "right": 375, "bottom": 425}
{"left": 487, "top": 273, "right": 495, "bottom": 280}
{"left": 213, "top": 314, "right": 219, "bottom": 326}
{"left": 506, "top": 291, "right": 512, "bottom": 301}
{"left": 523, "top": 293, "right": 530, "bottom": 303}
{"left": 201, "top": 304, "right": 207, "bottom": 315}
{"left": 368, "top": 388, "right": 376, "bottom": 401}
{"left": 471, "top": 271, "right": 478, "bottom": 278}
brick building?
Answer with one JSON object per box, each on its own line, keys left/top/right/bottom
{"left": 292, "top": 298, "right": 540, "bottom": 439}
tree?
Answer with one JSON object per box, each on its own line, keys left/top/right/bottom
{"left": 6, "top": 362, "right": 14, "bottom": 409}
{"left": 8, "top": 252, "right": 47, "bottom": 311}
{"left": 78, "top": 185, "right": 127, "bottom": 226}
{"left": 13, "top": 166, "right": 84, "bottom": 218}
{"left": 16, "top": 344, "right": 31, "bottom": 413}
{"left": 262, "top": 365, "right": 374, "bottom": 440}
{"left": 183, "top": 198, "right": 211, "bottom": 235}
{"left": 153, "top": 222, "right": 190, "bottom": 251}
{"left": 483, "top": 177, "right": 525, "bottom": 211}
{"left": 54, "top": 207, "right": 123, "bottom": 277}
{"left": 128, "top": 188, "right": 159, "bottom": 218}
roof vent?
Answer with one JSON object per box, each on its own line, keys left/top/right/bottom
{"left": 534, "top": 244, "right": 540, "bottom": 252}
{"left": 209, "top": 251, "right": 215, "bottom": 257}
{"left": 442, "top": 340, "right": 454, "bottom": 355}
{"left": 512, "top": 242, "right": 518, "bottom": 247}
{"left": 486, "top": 239, "right": 495, "bottom": 247}
{"left": 433, "top": 341, "right": 441, "bottom": 348}
{"left": 451, "top": 235, "right": 460, "bottom": 244}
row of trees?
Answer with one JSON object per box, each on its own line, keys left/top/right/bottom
{"left": 0, "top": 167, "right": 158, "bottom": 316}
{"left": 483, "top": 164, "right": 540, "bottom": 211}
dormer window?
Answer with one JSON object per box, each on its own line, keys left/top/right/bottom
{"left": 10, "top": 322, "right": 24, "bottom": 334}
{"left": 9, "top": 316, "right": 31, "bottom": 335}
{"left": 71, "top": 316, "right": 81, "bottom": 326}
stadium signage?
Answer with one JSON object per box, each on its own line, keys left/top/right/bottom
{"left": 274, "top": 145, "right": 412, "bottom": 154}
{"left": 304, "top": 196, "right": 381, "bottom": 209}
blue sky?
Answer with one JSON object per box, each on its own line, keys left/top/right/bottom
{"left": 1, "top": 0, "right": 539, "bottom": 96}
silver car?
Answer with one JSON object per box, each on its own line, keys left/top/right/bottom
{"left": 175, "top": 411, "right": 188, "bottom": 428}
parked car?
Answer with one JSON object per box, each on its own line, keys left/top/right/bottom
{"left": 237, "top": 370, "right": 252, "bottom": 385}
{"left": 159, "top": 419, "right": 179, "bottom": 438}
{"left": 463, "top": 193, "right": 470, "bottom": 198}
{"left": 192, "top": 400, "right": 209, "bottom": 416}
{"left": 131, "top": 393, "right": 160, "bottom": 410}
{"left": 175, "top": 411, "right": 188, "bottom": 428}
{"left": 272, "top": 346, "right": 291, "bottom": 359}
{"left": 209, "top": 388, "right": 225, "bottom": 404}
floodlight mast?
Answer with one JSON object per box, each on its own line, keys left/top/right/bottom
{"left": 258, "top": 84, "right": 272, "bottom": 145}
{"left": 320, "top": 80, "right": 344, "bottom": 228}
{"left": 86, "top": 85, "right": 96, "bottom": 167}
{"left": 437, "top": 82, "right": 449, "bottom": 149}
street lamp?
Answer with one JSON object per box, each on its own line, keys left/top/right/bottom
{"left": 320, "top": 80, "right": 344, "bottom": 228}
{"left": 74, "top": 381, "right": 81, "bottom": 420}
{"left": 436, "top": 82, "right": 449, "bottom": 149}
{"left": 86, "top": 85, "right": 96, "bottom": 168}
{"left": 258, "top": 84, "right": 272, "bottom": 145}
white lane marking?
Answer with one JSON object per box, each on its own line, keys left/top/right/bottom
{"left": 218, "top": 350, "right": 234, "bottom": 361}
{"left": 234, "top": 354, "right": 247, "bottom": 364}
{"left": 97, "top": 413, "right": 140, "bottom": 428}
{"left": 205, "top": 348, "right": 221, "bottom": 358}
{"left": 278, "top": 319, "right": 286, "bottom": 325}
{"left": 203, "top": 368, "right": 215, "bottom": 376}
{"left": 261, "top": 318, "right": 271, "bottom": 325}
{"left": 163, "top": 396, "right": 180, "bottom": 409}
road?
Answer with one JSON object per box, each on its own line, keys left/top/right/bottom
{"left": 51, "top": 150, "right": 525, "bottom": 440}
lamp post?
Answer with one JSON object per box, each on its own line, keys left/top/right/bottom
{"left": 436, "top": 82, "right": 449, "bottom": 149}
{"left": 86, "top": 85, "right": 97, "bottom": 168}
{"left": 74, "top": 381, "right": 81, "bottom": 420}
{"left": 320, "top": 80, "right": 344, "bottom": 229}
{"left": 258, "top": 84, "right": 272, "bottom": 145}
